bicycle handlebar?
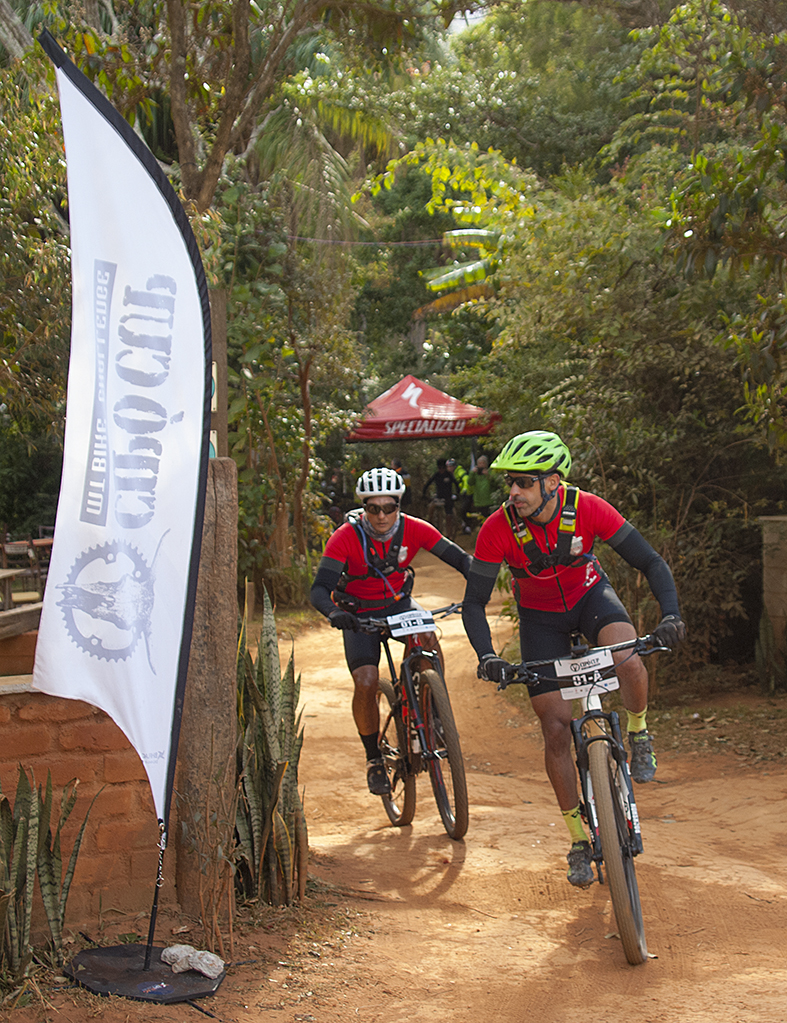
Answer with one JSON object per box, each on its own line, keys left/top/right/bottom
{"left": 357, "top": 601, "right": 463, "bottom": 635}
{"left": 494, "top": 633, "right": 670, "bottom": 690}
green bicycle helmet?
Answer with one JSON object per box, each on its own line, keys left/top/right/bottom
{"left": 491, "top": 431, "right": 572, "bottom": 478}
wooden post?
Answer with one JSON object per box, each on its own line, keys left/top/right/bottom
{"left": 757, "top": 515, "right": 787, "bottom": 689}
{"left": 244, "top": 579, "right": 255, "bottom": 623}
{"left": 175, "top": 458, "right": 238, "bottom": 918}
{"left": 210, "top": 289, "right": 228, "bottom": 458}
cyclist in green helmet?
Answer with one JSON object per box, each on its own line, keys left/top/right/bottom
{"left": 462, "top": 430, "right": 686, "bottom": 888}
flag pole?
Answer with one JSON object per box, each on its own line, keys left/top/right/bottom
{"left": 37, "top": 29, "right": 216, "bottom": 1001}
{"left": 143, "top": 822, "right": 167, "bottom": 971}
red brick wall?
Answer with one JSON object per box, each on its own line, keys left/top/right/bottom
{"left": 0, "top": 687, "right": 177, "bottom": 932}
{"left": 0, "top": 631, "right": 38, "bottom": 676}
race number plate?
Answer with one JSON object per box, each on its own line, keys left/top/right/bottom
{"left": 386, "top": 609, "right": 436, "bottom": 637}
{"left": 554, "top": 648, "right": 619, "bottom": 701}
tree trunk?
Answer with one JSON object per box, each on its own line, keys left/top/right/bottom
{"left": 255, "top": 394, "right": 291, "bottom": 569}
{"left": 292, "top": 356, "right": 313, "bottom": 557}
{"left": 175, "top": 458, "right": 239, "bottom": 919}
{"left": 0, "top": 0, "right": 34, "bottom": 60}
{"left": 269, "top": 500, "right": 291, "bottom": 570}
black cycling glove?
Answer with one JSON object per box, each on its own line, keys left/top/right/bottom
{"left": 653, "top": 614, "right": 686, "bottom": 649}
{"left": 328, "top": 609, "right": 359, "bottom": 632}
{"left": 477, "top": 655, "right": 513, "bottom": 685}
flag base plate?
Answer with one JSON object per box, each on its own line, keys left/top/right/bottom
{"left": 65, "top": 943, "right": 225, "bottom": 1004}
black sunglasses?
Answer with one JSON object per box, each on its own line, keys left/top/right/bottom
{"left": 503, "top": 472, "right": 546, "bottom": 489}
{"left": 365, "top": 501, "right": 399, "bottom": 516}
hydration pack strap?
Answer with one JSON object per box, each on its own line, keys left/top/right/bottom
{"left": 505, "top": 487, "right": 588, "bottom": 577}
{"left": 334, "top": 567, "right": 415, "bottom": 612}
{"left": 335, "top": 515, "right": 408, "bottom": 602}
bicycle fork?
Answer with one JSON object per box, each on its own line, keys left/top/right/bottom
{"left": 573, "top": 708, "right": 644, "bottom": 869}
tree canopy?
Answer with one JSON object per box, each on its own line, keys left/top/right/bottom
{"left": 2, "top": 0, "right": 787, "bottom": 670}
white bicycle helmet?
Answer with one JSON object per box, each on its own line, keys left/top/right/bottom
{"left": 355, "top": 467, "right": 406, "bottom": 501}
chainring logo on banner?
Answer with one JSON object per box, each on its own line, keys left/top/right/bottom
{"left": 57, "top": 538, "right": 164, "bottom": 667}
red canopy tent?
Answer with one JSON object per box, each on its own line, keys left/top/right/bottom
{"left": 346, "top": 375, "right": 500, "bottom": 442}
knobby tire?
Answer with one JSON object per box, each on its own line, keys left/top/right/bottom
{"left": 589, "top": 741, "right": 647, "bottom": 965}
{"left": 418, "top": 669, "right": 469, "bottom": 840}
{"left": 377, "top": 679, "right": 416, "bottom": 826}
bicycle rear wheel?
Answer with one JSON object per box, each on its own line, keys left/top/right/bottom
{"left": 589, "top": 741, "right": 647, "bottom": 965}
{"left": 377, "top": 680, "right": 416, "bottom": 826}
{"left": 418, "top": 669, "right": 469, "bottom": 840}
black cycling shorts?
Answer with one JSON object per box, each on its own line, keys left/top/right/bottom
{"left": 517, "top": 579, "right": 632, "bottom": 697}
{"left": 344, "top": 597, "right": 428, "bottom": 673}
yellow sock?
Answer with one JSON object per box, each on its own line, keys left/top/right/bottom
{"left": 562, "top": 805, "right": 588, "bottom": 844}
{"left": 626, "top": 707, "right": 648, "bottom": 734}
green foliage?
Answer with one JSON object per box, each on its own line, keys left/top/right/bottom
{"left": 0, "top": 52, "right": 70, "bottom": 439}
{"left": 0, "top": 423, "right": 62, "bottom": 536}
{"left": 352, "top": 168, "right": 456, "bottom": 366}
{"left": 36, "top": 774, "right": 99, "bottom": 965}
{"left": 0, "top": 768, "right": 96, "bottom": 982}
{"left": 383, "top": 142, "right": 787, "bottom": 661}
{"left": 601, "top": 0, "right": 787, "bottom": 449}
{"left": 235, "top": 588, "right": 307, "bottom": 906}
{"left": 0, "top": 768, "right": 37, "bottom": 981}
{"left": 19, "top": 0, "right": 478, "bottom": 210}
{"left": 380, "top": 2, "right": 638, "bottom": 176}
{"left": 497, "top": 175, "right": 785, "bottom": 658}
{"left": 204, "top": 168, "right": 362, "bottom": 598}
{"left": 603, "top": 0, "right": 744, "bottom": 164}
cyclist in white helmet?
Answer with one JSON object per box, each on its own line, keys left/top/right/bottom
{"left": 462, "top": 431, "right": 686, "bottom": 888}
{"left": 311, "top": 467, "right": 471, "bottom": 796}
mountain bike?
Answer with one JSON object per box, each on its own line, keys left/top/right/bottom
{"left": 360, "top": 603, "right": 468, "bottom": 840}
{"left": 496, "top": 633, "right": 668, "bottom": 965}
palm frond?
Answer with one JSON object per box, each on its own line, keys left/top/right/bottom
{"left": 413, "top": 282, "right": 495, "bottom": 319}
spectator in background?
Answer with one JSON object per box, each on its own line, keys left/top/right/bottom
{"left": 448, "top": 458, "right": 472, "bottom": 536}
{"left": 452, "top": 458, "right": 473, "bottom": 534}
{"left": 422, "top": 458, "right": 460, "bottom": 514}
{"left": 469, "top": 454, "right": 494, "bottom": 518}
{"left": 422, "top": 457, "right": 461, "bottom": 534}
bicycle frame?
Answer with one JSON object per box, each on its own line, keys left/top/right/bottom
{"left": 363, "top": 601, "right": 468, "bottom": 839}
{"left": 377, "top": 626, "right": 447, "bottom": 769}
{"left": 573, "top": 689, "right": 644, "bottom": 869}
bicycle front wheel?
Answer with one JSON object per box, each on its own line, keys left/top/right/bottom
{"left": 377, "top": 680, "right": 416, "bottom": 826}
{"left": 589, "top": 741, "right": 647, "bottom": 965}
{"left": 418, "top": 669, "right": 469, "bottom": 840}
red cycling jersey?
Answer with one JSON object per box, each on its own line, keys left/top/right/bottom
{"left": 474, "top": 488, "right": 626, "bottom": 613}
{"left": 324, "top": 514, "right": 444, "bottom": 609}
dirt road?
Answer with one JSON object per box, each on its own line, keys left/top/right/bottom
{"left": 287, "top": 552, "right": 787, "bottom": 1023}
{"left": 12, "top": 553, "right": 785, "bottom": 1023}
